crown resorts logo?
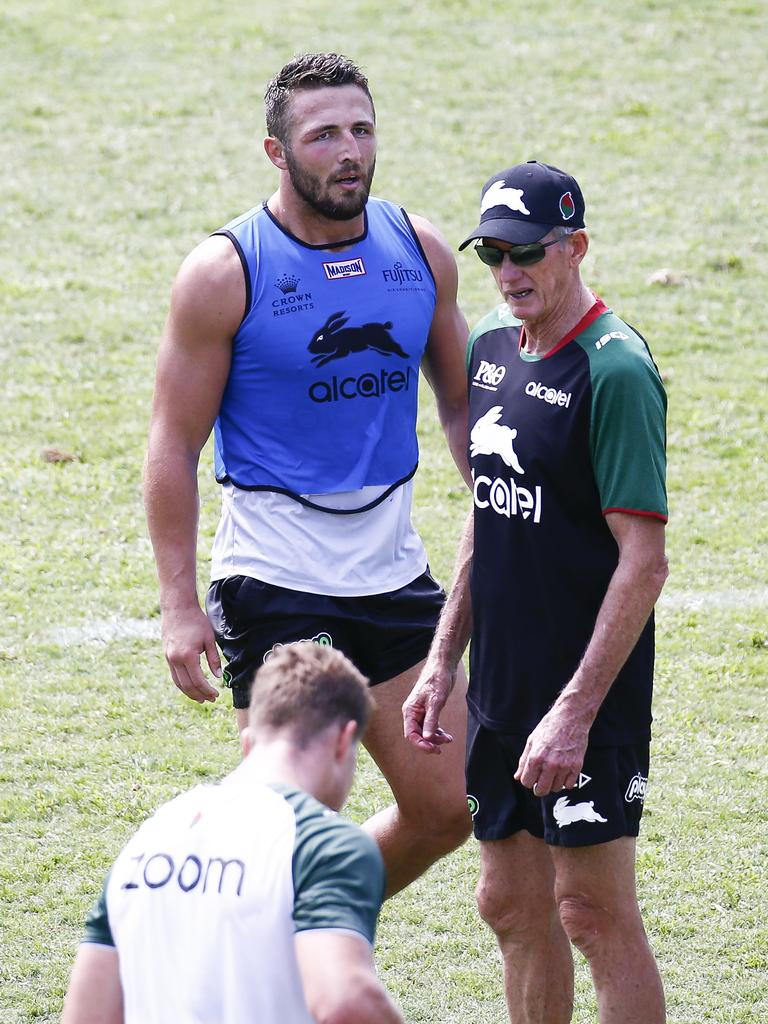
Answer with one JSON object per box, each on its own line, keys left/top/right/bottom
{"left": 559, "top": 192, "right": 575, "bottom": 220}
{"left": 275, "top": 274, "right": 299, "bottom": 294}
{"left": 272, "top": 274, "right": 314, "bottom": 317}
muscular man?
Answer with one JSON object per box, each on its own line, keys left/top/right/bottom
{"left": 144, "top": 53, "right": 471, "bottom": 895}
{"left": 62, "top": 644, "right": 403, "bottom": 1024}
{"left": 404, "top": 161, "right": 669, "bottom": 1023}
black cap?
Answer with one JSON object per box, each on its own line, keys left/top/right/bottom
{"left": 458, "top": 161, "right": 586, "bottom": 249}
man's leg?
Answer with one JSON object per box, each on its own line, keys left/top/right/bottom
{"left": 360, "top": 660, "right": 471, "bottom": 896}
{"left": 552, "top": 838, "right": 665, "bottom": 1024}
{"left": 476, "top": 832, "right": 574, "bottom": 1024}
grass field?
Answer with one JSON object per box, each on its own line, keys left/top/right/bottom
{"left": 1, "top": 1, "right": 766, "bottom": 1021}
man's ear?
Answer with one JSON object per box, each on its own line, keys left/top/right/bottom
{"left": 240, "top": 725, "right": 256, "bottom": 760}
{"left": 335, "top": 720, "right": 359, "bottom": 763}
{"left": 569, "top": 229, "right": 589, "bottom": 267}
{"left": 264, "top": 135, "right": 288, "bottom": 171}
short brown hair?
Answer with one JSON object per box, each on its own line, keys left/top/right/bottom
{"left": 264, "top": 52, "right": 374, "bottom": 143}
{"left": 248, "top": 643, "right": 373, "bottom": 747}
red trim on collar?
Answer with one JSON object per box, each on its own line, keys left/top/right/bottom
{"left": 519, "top": 297, "right": 609, "bottom": 359}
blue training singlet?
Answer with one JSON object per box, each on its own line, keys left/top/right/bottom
{"left": 212, "top": 199, "right": 437, "bottom": 510}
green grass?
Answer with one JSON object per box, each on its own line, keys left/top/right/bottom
{"left": 1, "top": 1, "right": 766, "bottom": 1021}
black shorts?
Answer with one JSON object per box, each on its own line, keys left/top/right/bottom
{"left": 466, "top": 708, "right": 650, "bottom": 847}
{"left": 205, "top": 571, "right": 445, "bottom": 709}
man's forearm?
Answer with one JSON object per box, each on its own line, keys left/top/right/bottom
{"left": 554, "top": 547, "right": 668, "bottom": 728}
{"left": 437, "top": 401, "right": 472, "bottom": 489}
{"left": 430, "top": 508, "right": 474, "bottom": 670}
{"left": 143, "top": 442, "right": 202, "bottom": 610}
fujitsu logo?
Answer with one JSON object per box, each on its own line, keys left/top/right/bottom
{"left": 382, "top": 261, "right": 423, "bottom": 285}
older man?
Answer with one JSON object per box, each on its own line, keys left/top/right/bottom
{"left": 404, "top": 161, "right": 669, "bottom": 1024}
{"left": 63, "top": 644, "right": 403, "bottom": 1024}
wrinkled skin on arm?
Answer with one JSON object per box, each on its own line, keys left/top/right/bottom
{"left": 515, "top": 512, "right": 669, "bottom": 795}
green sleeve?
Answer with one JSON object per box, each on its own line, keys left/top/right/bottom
{"left": 82, "top": 873, "right": 115, "bottom": 947}
{"left": 584, "top": 324, "right": 668, "bottom": 519}
{"left": 286, "top": 790, "right": 385, "bottom": 944}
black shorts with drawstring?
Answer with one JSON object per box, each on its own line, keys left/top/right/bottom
{"left": 205, "top": 570, "right": 445, "bottom": 709}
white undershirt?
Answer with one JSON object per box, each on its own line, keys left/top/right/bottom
{"left": 210, "top": 480, "right": 427, "bottom": 596}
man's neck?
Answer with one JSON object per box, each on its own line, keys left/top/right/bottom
{"left": 266, "top": 189, "right": 366, "bottom": 249}
{"left": 238, "top": 738, "right": 335, "bottom": 808}
{"left": 520, "top": 284, "right": 596, "bottom": 357}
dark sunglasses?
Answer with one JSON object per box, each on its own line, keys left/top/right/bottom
{"left": 474, "top": 236, "right": 564, "bottom": 268}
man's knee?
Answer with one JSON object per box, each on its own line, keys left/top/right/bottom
{"left": 476, "top": 874, "right": 542, "bottom": 943}
{"left": 403, "top": 795, "right": 471, "bottom": 854}
{"left": 556, "top": 893, "right": 604, "bottom": 956}
{"left": 556, "top": 891, "right": 642, "bottom": 959}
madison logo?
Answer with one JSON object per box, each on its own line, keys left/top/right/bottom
{"left": 322, "top": 257, "right": 366, "bottom": 280}
{"left": 308, "top": 311, "right": 409, "bottom": 368}
{"left": 481, "top": 180, "right": 531, "bottom": 217}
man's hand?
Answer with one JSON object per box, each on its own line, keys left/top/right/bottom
{"left": 514, "top": 702, "right": 590, "bottom": 797}
{"left": 402, "top": 661, "right": 456, "bottom": 754}
{"left": 162, "top": 605, "right": 222, "bottom": 703}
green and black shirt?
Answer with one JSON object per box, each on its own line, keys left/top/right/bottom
{"left": 466, "top": 298, "right": 667, "bottom": 744}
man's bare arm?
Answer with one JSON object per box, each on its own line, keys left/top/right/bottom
{"left": 144, "top": 234, "right": 243, "bottom": 703}
{"left": 515, "top": 513, "right": 669, "bottom": 795}
{"left": 295, "top": 931, "right": 404, "bottom": 1024}
{"left": 410, "top": 214, "right": 471, "bottom": 488}
{"left": 61, "top": 945, "right": 123, "bottom": 1024}
{"left": 403, "top": 508, "right": 474, "bottom": 752}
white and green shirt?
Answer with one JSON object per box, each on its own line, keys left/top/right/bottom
{"left": 82, "top": 760, "right": 385, "bottom": 1024}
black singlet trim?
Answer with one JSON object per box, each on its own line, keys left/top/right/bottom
{"left": 262, "top": 201, "right": 370, "bottom": 251}
{"left": 211, "top": 229, "right": 252, "bottom": 324}
{"left": 215, "top": 463, "right": 418, "bottom": 514}
{"left": 400, "top": 208, "right": 436, "bottom": 287}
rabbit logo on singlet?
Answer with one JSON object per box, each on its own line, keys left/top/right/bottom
{"left": 308, "top": 311, "right": 409, "bottom": 367}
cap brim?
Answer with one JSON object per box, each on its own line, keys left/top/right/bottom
{"left": 458, "top": 218, "right": 553, "bottom": 250}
